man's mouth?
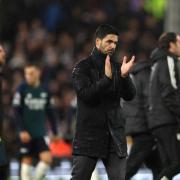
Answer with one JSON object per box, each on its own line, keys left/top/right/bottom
{"left": 107, "top": 50, "right": 114, "bottom": 56}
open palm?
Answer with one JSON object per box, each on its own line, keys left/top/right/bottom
{"left": 121, "top": 56, "right": 135, "bottom": 77}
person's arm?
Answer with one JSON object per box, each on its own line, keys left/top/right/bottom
{"left": 0, "top": 71, "right": 3, "bottom": 137}
{"left": 13, "top": 85, "right": 31, "bottom": 143}
{"left": 46, "top": 109, "right": 58, "bottom": 136}
{"left": 0, "top": 45, "right": 6, "bottom": 137}
{"left": 46, "top": 94, "right": 58, "bottom": 136}
{"left": 118, "top": 55, "right": 136, "bottom": 101}
{"left": 159, "top": 58, "right": 180, "bottom": 117}
{"left": 12, "top": 90, "right": 26, "bottom": 132}
{"left": 72, "top": 60, "right": 112, "bottom": 103}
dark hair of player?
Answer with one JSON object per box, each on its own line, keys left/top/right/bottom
{"left": 25, "top": 63, "right": 41, "bottom": 70}
{"left": 158, "top": 32, "right": 177, "bottom": 50}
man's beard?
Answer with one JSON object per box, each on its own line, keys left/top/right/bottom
{"left": 98, "top": 46, "right": 115, "bottom": 56}
{"left": 107, "top": 50, "right": 114, "bottom": 56}
{"left": 106, "top": 49, "right": 115, "bottom": 57}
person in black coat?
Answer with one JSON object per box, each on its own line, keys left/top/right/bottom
{"left": 148, "top": 32, "right": 180, "bottom": 179}
{"left": 71, "top": 24, "right": 136, "bottom": 180}
{"left": 123, "top": 59, "right": 161, "bottom": 180}
{"left": 0, "top": 44, "right": 8, "bottom": 179}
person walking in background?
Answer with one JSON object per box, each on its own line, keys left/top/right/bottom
{"left": 71, "top": 24, "right": 136, "bottom": 180}
{"left": 13, "top": 64, "right": 59, "bottom": 180}
{"left": 123, "top": 57, "right": 161, "bottom": 180}
{"left": 149, "top": 32, "right": 180, "bottom": 180}
{"left": 0, "top": 44, "right": 8, "bottom": 180}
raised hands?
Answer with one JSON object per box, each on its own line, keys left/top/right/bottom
{"left": 121, "top": 56, "right": 135, "bottom": 77}
{"left": 105, "top": 55, "right": 135, "bottom": 79}
{"left": 105, "top": 55, "right": 112, "bottom": 79}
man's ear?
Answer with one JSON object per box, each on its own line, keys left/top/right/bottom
{"left": 95, "top": 38, "right": 101, "bottom": 48}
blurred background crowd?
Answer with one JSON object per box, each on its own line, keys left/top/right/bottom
{"left": 0, "top": 0, "right": 167, "bottom": 169}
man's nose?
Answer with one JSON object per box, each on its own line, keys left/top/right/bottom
{"left": 111, "top": 43, "right": 116, "bottom": 49}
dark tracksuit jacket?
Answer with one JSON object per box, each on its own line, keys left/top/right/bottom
{"left": 148, "top": 48, "right": 180, "bottom": 129}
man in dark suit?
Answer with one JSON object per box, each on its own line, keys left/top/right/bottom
{"left": 71, "top": 24, "right": 136, "bottom": 180}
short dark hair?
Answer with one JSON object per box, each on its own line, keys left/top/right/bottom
{"left": 95, "top": 24, "right": 119, "bottom": 39}
{"left": 158, "top": 32, "right": 177, "bottom": 50}
{"left": 25, "top": 63, "right": 41, "bottom": 70}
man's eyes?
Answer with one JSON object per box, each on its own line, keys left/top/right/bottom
{"left": 107, "top": 40, "right": 118, "bottom": 44}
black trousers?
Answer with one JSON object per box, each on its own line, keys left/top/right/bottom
{"left": 0, "top": 140, "right": 8, "bottom": 180}
{"left": 0, "top": 141, "right": 7, "bottom": 166}
{"left": 125, "top": 133, "right": 161, "bottom": 180}
{"left": 71, "top": 153, "right": 126, "bottom": 180}
{"left": 152, "top": 124, "right": 180, "bottom": 179}
{"left": 0, "top": 164, "right": 8, "bottom": 180}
